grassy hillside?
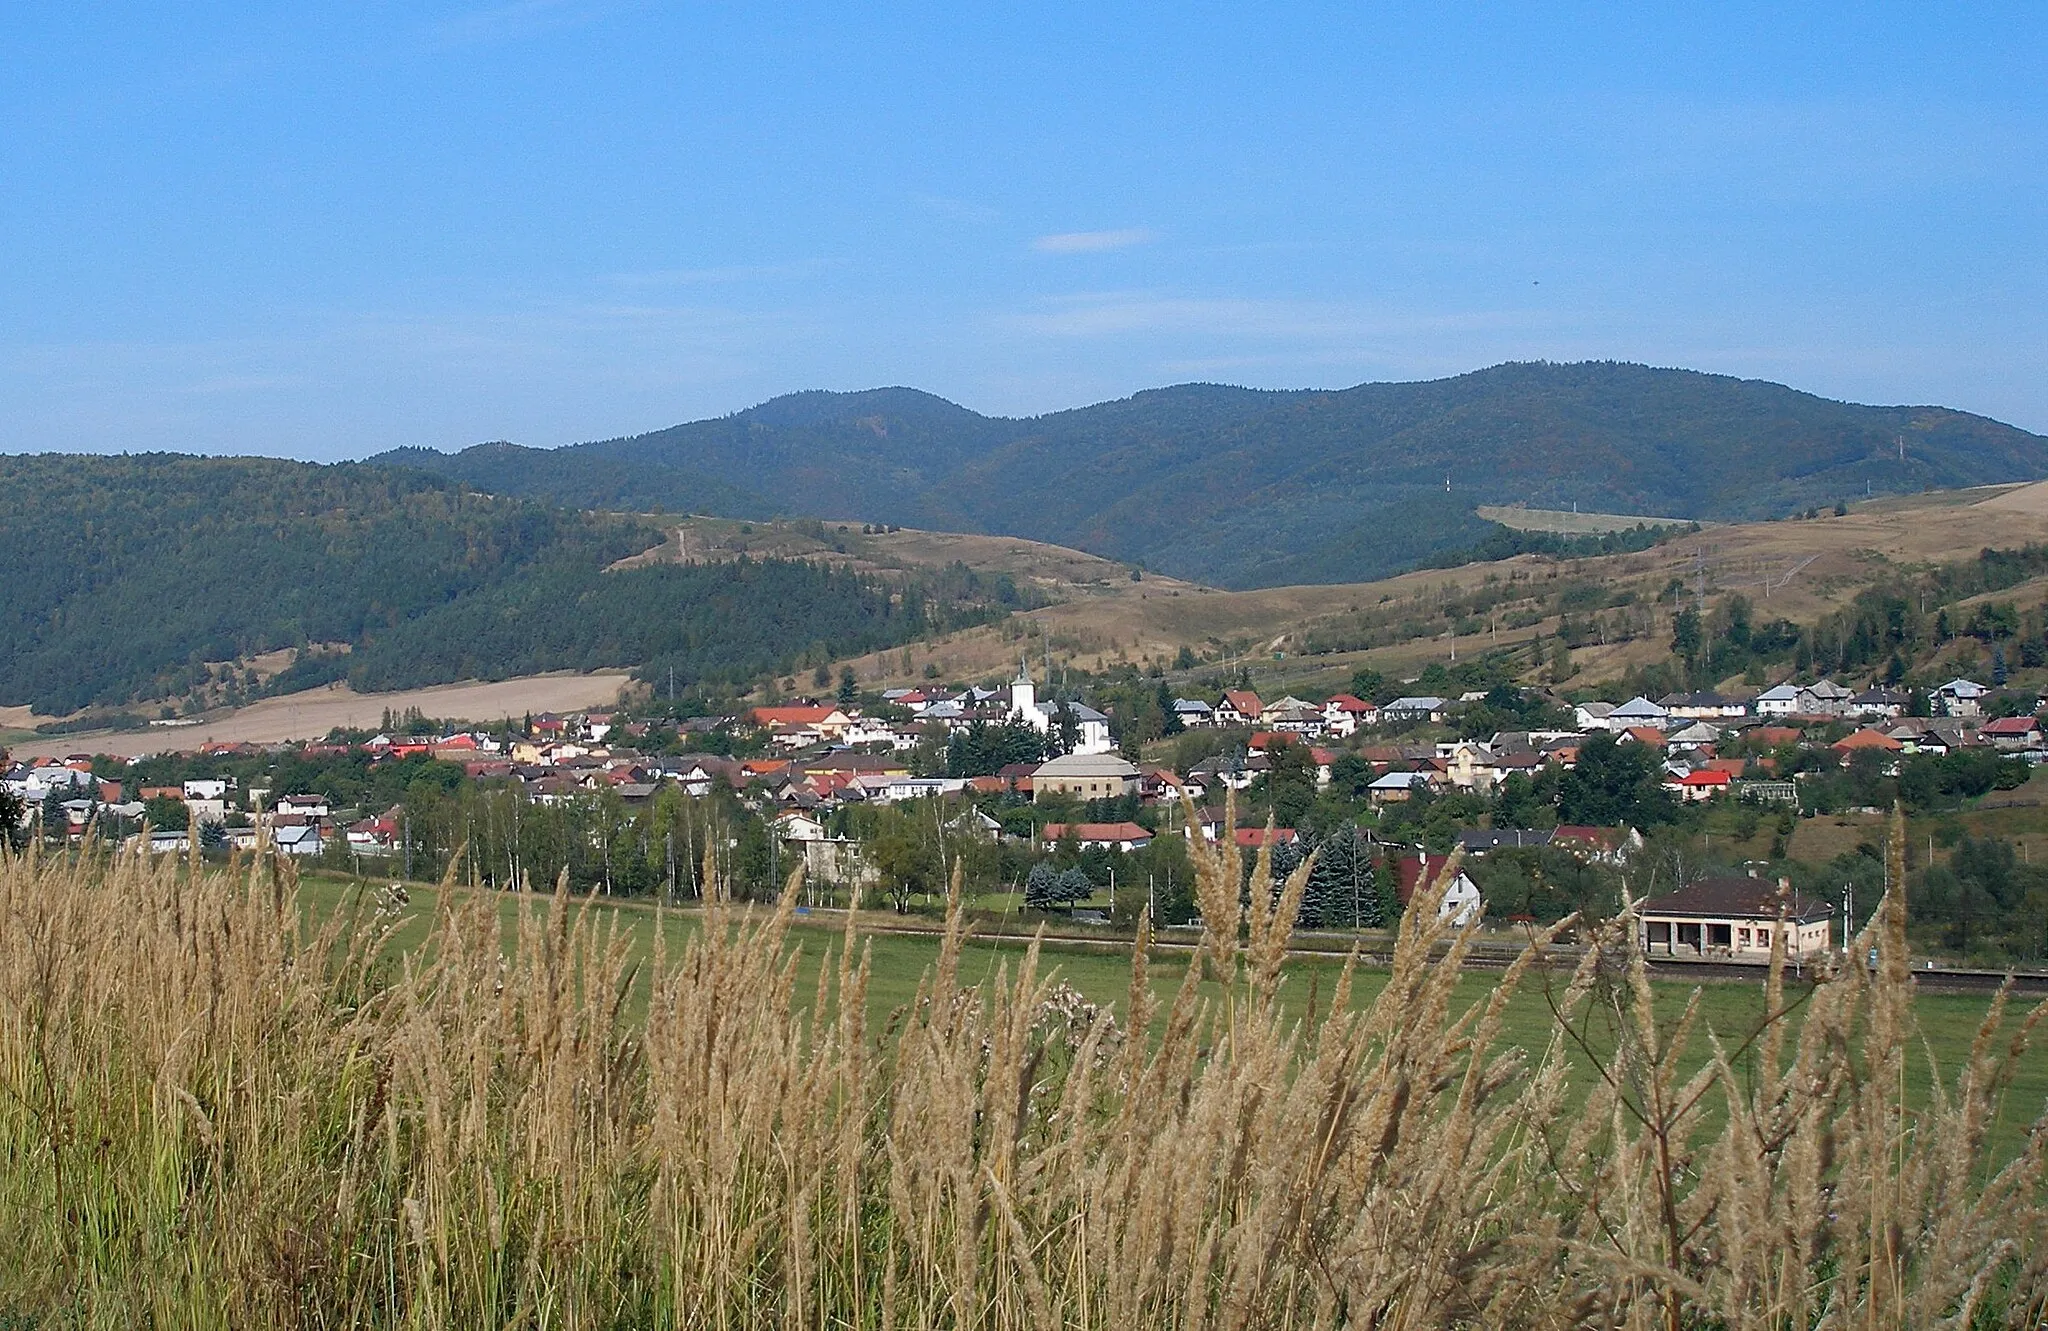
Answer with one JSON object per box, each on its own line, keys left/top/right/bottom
{"left": 371, "top": 362, "right": 2048, "bottom": 587}
{"left": 814, "top": 481, "right": 2048, "bottom": 703}
{"left": 0, "top": 456, "right": 1021, "bottom": 716}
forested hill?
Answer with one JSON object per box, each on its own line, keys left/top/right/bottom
{"left": 372, "top": 362, "right": 2048, "bottom": 587}
{"left": 0, "top": 455, "right": 1021, "bottom": 715}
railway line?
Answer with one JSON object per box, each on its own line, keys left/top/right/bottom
{"left": 808, "top": 912, "right": 2048, "bottom": 995}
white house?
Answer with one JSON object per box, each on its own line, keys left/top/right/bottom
{"left": 1574, "top": 702, "right": 1618, "bottom": 731}
{"left": 1381, "top": 696, "right": 1448, "bottom": 724}
{"left": 1395, "top": 854, "right": 1482, "bottom": 926}
{"left": 1607, "top": 696, "right": 1671, "bottom": 727}
{"left": 1934, "top": 678, "right": 1988, "bottom": 718}
{"left": 1321, "top": 694, "right": 1378, "bottom": 736}
{"left": 1753, "top": 684, "right": 1816, "bottom": 717}
{"left": 1368, "top": 770, "right": 1434, "bottom": 804}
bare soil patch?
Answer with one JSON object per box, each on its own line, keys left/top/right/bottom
{"left": 7, "top": 672, "right": 633, "bottom": 759}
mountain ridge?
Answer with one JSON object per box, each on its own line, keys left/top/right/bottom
{"left": 366, "top": 359, "right": 2048, "bottom": 586}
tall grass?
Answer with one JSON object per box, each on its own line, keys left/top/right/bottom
{"left": 1, "top": 809, "right": 2044, "bottom": 1328}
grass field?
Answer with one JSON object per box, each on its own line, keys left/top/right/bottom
{"left": 1476, "top": 504, "right": 1698, "bottom": 534}
{"left": 7, "top": 839, "right": 2043, "bottom": 1325}
{"left": 6, "top": 671, "right": 634, "bottom": 760}
{"left": 301, "top": 868, "right": 2048, "bottom": 1165}
{"left": 818, "top": 479, "right": 2048, "bottom": 695}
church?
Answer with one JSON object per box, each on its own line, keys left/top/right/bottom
{"left": 1009, "top": 662, "right": 1115, "bottom": 756}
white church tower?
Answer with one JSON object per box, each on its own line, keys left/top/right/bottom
{"left": 1011, "top": 658, "right": 1047, "bottom": 732}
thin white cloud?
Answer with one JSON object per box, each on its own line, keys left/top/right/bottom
{"left": 1031, "top": 228, "right": 1159, "bottom": 255}
{"left": 1003, "top": 292, "right": 1534, "bottom": 341}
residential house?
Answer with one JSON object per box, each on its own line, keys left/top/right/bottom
{"left": 1439, "top": 741, "right": 1510, "bottom": 793}
{"left": 1171, "top": 698, "right": 1215, "bottom": 728}
{"left": 1261, "top": 697, "right": 1325, "bottom": 735}
{"left": 1832, "top": 728, "right": 1904, "bottom": 764}
{"left": 1934, "top": 678, "right": 1988, "bottom": 718}
{"left": 1381, "top": 695, "right": 1449, "bottom": 724}
{"left": 1187, "top": 752, "right": 1270, "bottom": 792}
{"left": 1367, "top": 771, "right": 1434, "bottom": 804}
{"left": 1321, "top": 694, "right": 1378, "bottom": 736}
{"left": 748, "top": 705, "right": 856, "bottom": 741}
{"left": 1391, "top": 854, "right": 1482, "bottom": 926}
{"left": 1848, "top": 688, "right": 1912, "bottom": 720}
{"left": 1981, "top": 715, "right": 2045, "bottom": 751}
{"left": 1638, "top": 876, "right": 1831, "bottom": 959}
{"left": 1659, "top": 691, "right": 1749, "bottom": 720}
{"left": 1040, "top": 822, "right": 1153, "bottom": 852}
{"left": 1214, "top": 689, "right": 1264, "bottom": 728}
{"left": 1607, "top": 696, "right": 1671, "bottom": 728}
{"left": 1574, "top": 701, "right": 1618, "bottom": 731}
{"left": 1232, "top": 826, "right": 1299, "bottom": 850}
{"left": 272, "top": 822, "right": 325, "bottom": 857}
{"left": 1665, "top": 768, "right": 1733, "bottom": 802}
{"left": 1664, "top": 720, "right": 1723, "bottom": 749}
{"left": 1754, "top": 684, "right": 1817, "bottom": 717}
{"left": 1137, "top": 764, "right": 1195, "bottom": 805}
{"left": 1805, "top": 679, "right": 1855, "bottom": 715}
{"left": 1456, "top": 828, "right": 1556, "bottom": 855}
{"left": 1551, "top": 825, "right": 1644, "bottom": 864}
{"left": 773, "top": 810, "right": 829, "bottom": 842}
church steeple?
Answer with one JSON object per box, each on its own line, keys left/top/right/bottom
{"left": 1010, "top": 655, "right": 1039, "bottom": 725}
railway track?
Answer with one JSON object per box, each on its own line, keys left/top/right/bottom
{"left": 803, "top": 912, "right": 2048, "bottom": 995}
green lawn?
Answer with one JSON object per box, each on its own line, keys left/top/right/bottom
{"left": 300, "top": 870, "right": 2048, "bottom": 1164}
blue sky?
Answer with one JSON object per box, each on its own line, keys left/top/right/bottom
{"left": 3, "top": 3, "right": 2044, "bottom": 459}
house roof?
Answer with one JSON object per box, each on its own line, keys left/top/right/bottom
{"left": 1456, "top": 828, "right": 1555, "bottom": 851}
{"left": 1034, "top": 752, "right": 1140, "bottom": 779}
{"left": 749, "top": 705, "right": 843, "bottom": 727}
{"left": 1391, "top": 854, "right": 1474, "bottom": 904}
{"left": 1323, "top": 693, "right": 1374, "bottom": 712}
{"left": 1834, "top": 728, "right": 1904, "bottom": 751}
{"left": 1553, "top": 825, "right": 1629, "bottom": 851}
{"left": 1041, "top": 821, "right": 1151, "bottom": 843}
{"left": 1640, "top": 876, "right": 1831, "bottom": 922}
{"left": 1219, "top": 689, "right": 1263, "bottom": 716}
{"left": 1671, "top": 769, "right": 1733, "bottom": 786}
{"left": 1232, "top": 826, "right": 1298, "bottom": 847}
{"left": 1982, "top": 716, "right": 2043, "bottom": 735}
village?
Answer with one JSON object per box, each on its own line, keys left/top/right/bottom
{"left": 7, "top": 659, "right": 2036, "bottom": 966}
